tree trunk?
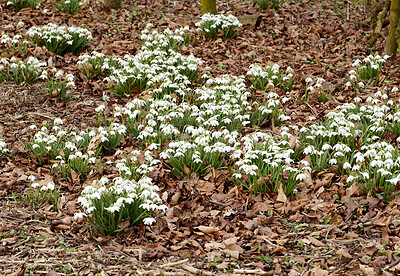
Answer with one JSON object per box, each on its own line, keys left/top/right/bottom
{"left": 105, "top": 0, "right": 121, "bottom": 9}
{"left": 201, "top": 0, "right": 217, "bottom": 14}
{"left": 368, "top": 1, "right": 390, "bottom": 48}
{"left": 385, "top": 0, "right": 400, "bottom": 55}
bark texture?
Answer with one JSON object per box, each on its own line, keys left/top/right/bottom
{"left": 385, "top": 0, "right": 400, "bottom": 55}
{"left": 201, "top": 0, "right": 217, "bottom": 14}
{"left": 105, "top": 0, "right": 121, "bottom": 9}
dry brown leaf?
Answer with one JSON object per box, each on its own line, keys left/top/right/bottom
{"left": 197, "top": 226, "right": 218, "bottom": 235}
{"left": 336, "top": 248, "right": 352, "bottom": 259}
{"left": 276, "top": 183, "right": 287, "bottom": 203}
{"left": 196, "top": 180, "right": 215, "bottom": 195}
{"left": 170, "top": 190, "right": 181, "bottom": 206}
{"left": 307, "top": 236, "right": 325, "bottom": 247}
{"left": 308, "top": 267, "right": 329, "bottom": 276}
{"left": 87, "top": 133, "right": 100, "bottom": 152}
{"left": 359, "top": 264, "right": 376, "bottom": 275}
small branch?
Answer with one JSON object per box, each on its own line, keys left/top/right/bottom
{"left": 160, "top": 258, "right": 189, "bottom": 268}
{"left": 181, "top": 264, "right": 213, "bottom": 276}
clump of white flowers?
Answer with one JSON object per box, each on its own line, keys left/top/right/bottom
{"left": 27, "top": 23, "right": 93, "bottom": 55}
{"left": 196, "top": 13, "right": 242, "bottom": 41}
{"left": 56, "top": 0, "right": 82, "bottom": 15}
{"left": 98, "top": 123, "right": 127, "bottom": 151}
{"left": 249, "top": 91, "right": 288, "bottom": 127}
{"left": 116, "top": 149, "right": 160, "bottom": 181}
{"left": 0, "top": 139, "right": 9, "bottom": 161}
{"left": 77, "top": 27, "right": 201, "bottom": 99}
{"left": 77, "top": 51, "right": 119, "bottom": 79}
{"left": 25, "top": 119, "right": 67, "bottom": 166}
{"left": 43, "top": 69, "right": 75, "bottom": 103}
{"left": 233, "top": 132, "right": 310, "bottom": 197}
{"left": 0, "top": 56, "right": 46, "bottom": 84}
{"left": 76, "top": 175, "right": 167, "bottom": 236}
{"left": 161, "top": 127, "right": 240, "bottom": 177}
{"left": 26, "top": 119, "right": 102, "bottom": 182}
{"left": 25, "top": 175, "right": 60, "bottom": 211}
{"left": 0, "top": 34, "right": 30, "bottom": 55}
{"left": 194, "top": 75, "right": 252, "bottom": 132}
{"left": 140, "top": 25, "right": 191, "bottom": 52}
{"left": 346, "top": 141, "right": 400, "bottom": 201}
{"left": 347, "top": 54, "right": 390, "bottom": 88}
{"left": 79, "top": 48, "right": 202, "bottom": 99}
{"left": 247, "top": 63, "right": 294, "bottom": 92}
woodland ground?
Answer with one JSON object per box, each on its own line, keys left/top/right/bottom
{"left": 1, "top": 0, "right": 400, "bottom": 275}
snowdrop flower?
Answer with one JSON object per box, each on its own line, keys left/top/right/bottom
{"left": 74, "top": 212, "right": 87, "bottom": 219}
{"left": 54, "top": 118, "right": 63, "bottom": 125}
{"left": 31, "top": 182, "right": 40, "bottom": 189}
{"left": 143, "top": 217, "right": 156, "bottom": 225}
{"left": 346, "top": 175, "right": 358, "bottom": 183}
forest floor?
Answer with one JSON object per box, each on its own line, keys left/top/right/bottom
{"left": 1, "top": 0, "right": 400, "bottom": 275}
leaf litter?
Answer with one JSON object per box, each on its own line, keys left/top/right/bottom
{"left": 1, "top": 0, "right": 400, "bottom": 275}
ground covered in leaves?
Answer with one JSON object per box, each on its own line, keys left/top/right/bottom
{"left": 2, "top": 0, "right": 400, "bottom": 275}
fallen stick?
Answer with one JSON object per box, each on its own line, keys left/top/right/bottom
{"left": 160, "top": 258, "right": 189, "bottom": 268}
{"left": 233, "top": 269, "right": 266, "bottom": 274}
{"left": 181, "top": 264, "right": 213, "bottom": 276}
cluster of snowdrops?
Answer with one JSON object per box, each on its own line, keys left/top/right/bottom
{"left": 1, "top": 9, "right": 400, "bottom": 236}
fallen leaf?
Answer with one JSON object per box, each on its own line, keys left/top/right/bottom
{"left": 197, "top": 226, "right": 218, "bottom": 234}
{"left": 307, "top": 236, "right": 325, "bottom": 247}
{"left": 276, "top": 183, "right": 287, "bottom": 203}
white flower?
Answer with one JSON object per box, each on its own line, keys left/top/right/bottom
{"left": 343, "top": 162, "right": 351, "bottom": 169}
{"left": 95, "top": 104, "right": 105, "bottom": 113}
{"left": 46, "top": 181, "right": 55, "bottom": 191}
{"left": 74, "top": 212, "right": 87, "bottom": 220}
{"left": 31, "top": 182, "right": 40, "bottom": 189}
{"left": 346, "top": 175, "right": 357, "bottom": 183}
{"left": 54, "top": 118, "right": 63, "bottom": 125}
{"left": 143, "top": 217, "right": 156, "bottom": 225}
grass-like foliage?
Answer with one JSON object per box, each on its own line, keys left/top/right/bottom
{"left": 6, "top": 0, "right": 40, "bottom": 11}
{"left": 76, "top": 176, "right": 167, "bottom": 236}
{"left": 247, "top": 64, "right": 294, "bottom": 92}
{"left": 57, "top": 0, "right": 82, "bottom": 15}
{"left": 1, "top": 34, "right": 30, "bottom": 56}
{"left": 14, "top": 176, "right": 60, "bottom": 211}
{"left": 347, "top": 54, "right": 390, "bottom": 88}
{"left": 27, "top": 23, "right": 93, "bottom": 55}
{"left": 233, "top": 131, "right": 309, "bottom": 197}
{"left": 0, "top": 56, "right": 46, "bottom": 84}
{"left": 43, "top": 70, "right": 75, "bottom": 103}
{"left": 0, "top": 139, "right": 9, "bottom": 161}
{"left": 253, "top": 0, "right": 284, "bottom": 9}
{"left": 195, "top": 13, "right": 242, "bottom": 41}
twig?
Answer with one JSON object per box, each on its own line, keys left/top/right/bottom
{"left": 192, "top": 192, "right": 253, "bottom": 215}
{"left": 160, "top": 258, "right": 189, "bottom": 268}
{"left": 233, "top": 269, "right": 266, "bottom": 274}
{"left": 13, "top": 236, "right": 30, "bottom": 248}
{"left": 20, "top": 219, "right": 47, "bottom": 226}
{"left": 180, "top": 264, "right": 213, "bottom": 275}
{"left": 384, "top": 257, "right": 400, "bottom": 270}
